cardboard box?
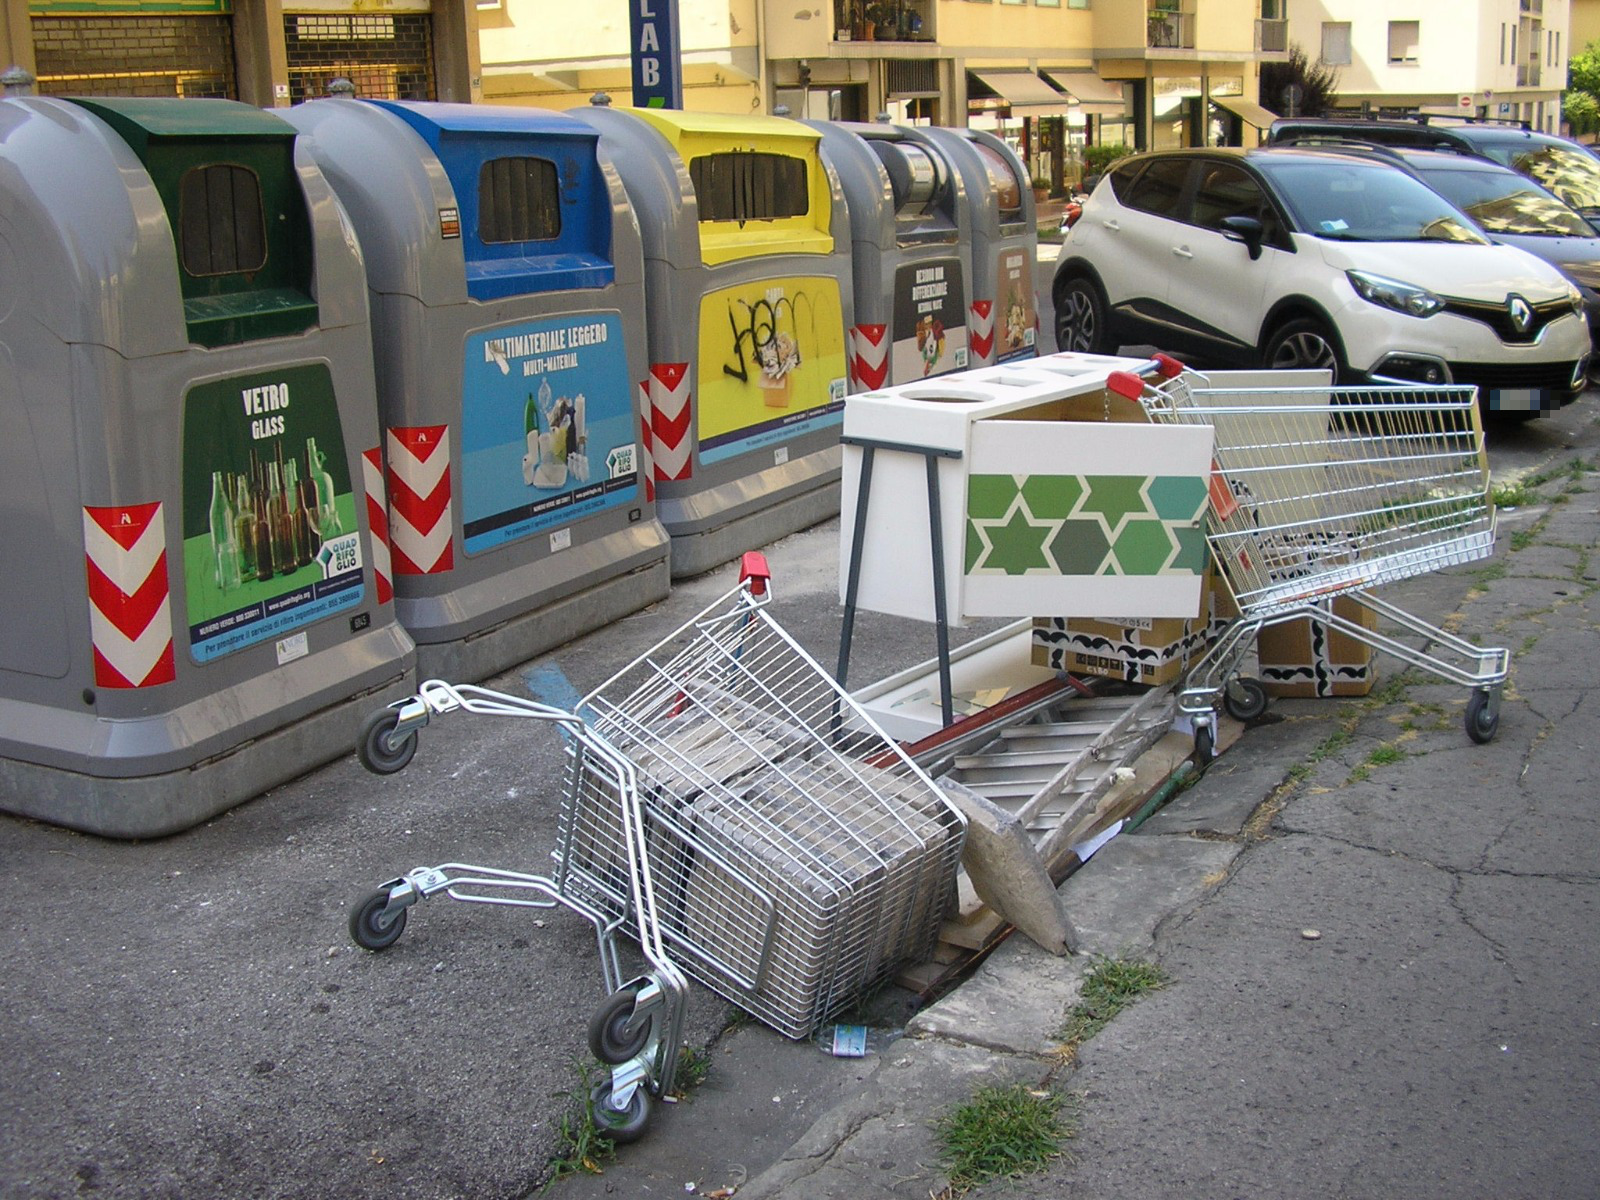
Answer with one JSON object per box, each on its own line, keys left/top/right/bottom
{"left": 1031, "top": 569, "right": 1238, "bottom": 685}
{"left": 1256, "top": 594, "right": 1378, "bottom": 698}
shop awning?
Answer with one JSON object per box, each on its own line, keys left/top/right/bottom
{"left": 1212, "top": 95, "right": 1280, "bottom": 129}
{"left": 967, "top": 70, "right": 1075, "bottom": 118}
{"left": 1042, "top": 70, "right": 1126, "bottom": 117}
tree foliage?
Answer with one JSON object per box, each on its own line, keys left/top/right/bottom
{"left": 1261, "top": 44, "right": 1341, "bottom": 118}
{"left": 1567, "top": 41, "right": 1600, "bottom": 138}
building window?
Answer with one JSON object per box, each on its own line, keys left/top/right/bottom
{"left": 1387, "top": 21, "right": 1419, "bottom": 63}
{"left": 1036, "top": 0, "right": 1063, "bottom": 8}
{"left": 690, "top": 153, "right": 810, "bottom": 222}
{"left": 1500, "top": 24, "right": 1506, "bottom": 65}
{"left": 178, "top": 164, "right": 267, "bottom": 277}
{"left": 478, "top": 158, "right": 560, "bottom": 244}
{"left": 1321, "top": 21, "right": 1351, "bottom": 66}
{"left": 1067, "top": 0, "right": 1089, "bottom": 8}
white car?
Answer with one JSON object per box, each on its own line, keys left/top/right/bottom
{"left": 1052, "top": 147, "right": 1590, "bottom": 414}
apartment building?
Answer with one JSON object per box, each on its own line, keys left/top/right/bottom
{"left": 1287, "top": 0, "right": 1570, "bottom": 132}
{"left": 0, "top": 0, "right": 479, "bottom": 108}
{"left": 478, "top": 0, "right": 1287, "bottom": 188}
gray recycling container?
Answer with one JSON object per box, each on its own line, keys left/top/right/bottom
{"left": 806, "top": 120, "right": 972, "bottom": 390}
{"left": 571, "top": 106, "right": 855, "bottom": 579}
{"left": 0, "top": 95, "right": 416, "bottom": 838}
{"left": 282, "top": 99, "right": 671, "bottom": 680}
{"left": 922, "top": 126, "right": 1039, "bottom": 366}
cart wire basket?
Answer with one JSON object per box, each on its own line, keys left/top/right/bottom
{"left": 1109, "top": 360, "right": 1509, "bottom": 759}
{"left": 345, "top": 553, "right": 966, "bottom": 1140}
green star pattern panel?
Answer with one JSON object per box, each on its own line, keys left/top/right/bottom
{"left": 965, "top": 472, "right": 1208, "bottom": 577}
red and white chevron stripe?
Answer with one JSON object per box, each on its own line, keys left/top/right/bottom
{"left": 968, "top": 301, "right": 996, "bottom": 364}
{"left": 645, "top": 363, "right": 692, "bottom": 482}
{"left": 361, "top": 446, "right": 393, "bottom": 605}
{"left": 850, "top": 324, "right": 889, "bottom": 391}
{"left": 636, "top": 381, "right": 656, "bottom": 502}
{"left": 83, "top": 502, "right": 175, "bottom": 689}
{"left": 386, "top": 424, "right": 454, "bottom": 575}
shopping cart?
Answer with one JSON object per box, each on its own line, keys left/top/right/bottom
{"left": 346, "top": 554, "right": 965, "bottom": 1140}
{"left": 1108, "top": 362, "right": 1509, "bottom": 761}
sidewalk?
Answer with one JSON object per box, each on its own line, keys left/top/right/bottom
{"left": 569, "top": 424, "right": 1600, "bottom": 1199}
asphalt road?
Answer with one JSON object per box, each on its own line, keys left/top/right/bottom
{"left": 0, "top": 388, "right": 1591, "bottom": 1200}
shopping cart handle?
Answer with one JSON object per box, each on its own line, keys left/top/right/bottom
{"left": 739, "top": 551, "right": 771, "bottom": 596}
{"left": 1106, "top": 371, "right": 1146, "bottom": 401}
{"left": 1152, "top": 352, "right": 1184, "bottom": 378}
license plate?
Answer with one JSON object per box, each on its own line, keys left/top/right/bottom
{"left": 1486, "top": 388, "right": 1549, "bottom": 412}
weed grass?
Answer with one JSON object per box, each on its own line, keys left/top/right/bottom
{"left": 541, "top": 1061, "right": 616, "bottom": 1191}
{"left": 1060, "top": 955, "right": 1169, "bottom": 1050}
{"left": 934, "top": 1082, "right": 1073, "bottom": 1191}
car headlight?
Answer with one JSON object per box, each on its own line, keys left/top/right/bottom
{"left": 1564, "top": 280, "right": 1586, "bottom": 312}
{"left": 1346, "top": 270, "right": 1444, "bottom": 318}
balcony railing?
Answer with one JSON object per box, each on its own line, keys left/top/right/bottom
{"left": 1257, "top": 17, "right": 1288, "bottom": 53}
{"left": 1147, "top": 9, "right": 1195, "bottom": 49}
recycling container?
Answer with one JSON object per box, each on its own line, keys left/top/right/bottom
{"left": 0, "top": 95, "right": 415, "bottom": 837}
{"left": 807, "top": 120, "right": 972, "bottom": 391}
{"left": 283, "top": 98, "right": 671, "bottom": 680}
{"left": 572, "top": 105, "right": 855, "bottom": 578}
{"left": 922, "top": 126, "right": 1039, "bottom": 366}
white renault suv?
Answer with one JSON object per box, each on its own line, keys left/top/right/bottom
{"left": 1052, "top": 147, "right": 1590, "bottom": 413}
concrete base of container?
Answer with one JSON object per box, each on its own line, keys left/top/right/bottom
{"left": 413, "top": 555, "right": 672, "bottom": 683}
{"left": 662, "top": 448, "right": 843, "bottom": 580}
{"left": 0, "top": 672, "right": 418, "bottom": 840}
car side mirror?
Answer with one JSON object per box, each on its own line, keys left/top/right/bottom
{"left": 1220, "top": 215, "right": 1266, "bottom": 261}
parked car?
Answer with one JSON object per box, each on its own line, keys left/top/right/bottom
{"left": 1052, "top": 146, "right": 1590, "bottom": 414}
{"left": 1272, "top": 141, "right": 1600, "bottom": 365}
{"left": 1266, "top": 116, "right": 1600, "bottom": 224}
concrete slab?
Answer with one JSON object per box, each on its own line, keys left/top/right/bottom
{"left": 1139, "top": 715, "right": 1330, "bottom": 838}
{"left": 908, "top": 935, "right": 1086, "bottom": 1055}
{"left": 1059, "top": 834, "right": 1245, "bottom": 957}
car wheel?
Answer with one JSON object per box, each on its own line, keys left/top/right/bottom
{"left": 1262, "top": 317, "right": 1344, "bottom": 380}
{"left": 1055, "top": 276, "right": 1108, "bottom": 354}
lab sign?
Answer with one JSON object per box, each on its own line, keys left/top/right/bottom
{"left": 630, "top": 0, "right": 683, "bottom": 109}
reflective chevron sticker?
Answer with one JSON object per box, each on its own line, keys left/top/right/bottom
{"left": 968, "top": 300, "right": 996, "bottom": 364}
{"left": 386, "top": 424, "right": 454, "bottom": 575}
{"left": 636, "top": 381, "right": 656, "bottom": 502}
{"left": 850, "top": 324, "right": 889, "bottom": 391}
{"left": 361, "top": 446, "right": 393, "bottom": 605}
{"left": 83, "top": 502, "right": 175, "bottom": 688}
{"left": 645, "top": 363, "right": 692, "bottom": 482}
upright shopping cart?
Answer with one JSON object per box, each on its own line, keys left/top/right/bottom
{"left": 1108, "top": 362, "right": 1509, "bottom": 761}
{"left": 345, "top": 554, "right": 966, "bottom": 1141}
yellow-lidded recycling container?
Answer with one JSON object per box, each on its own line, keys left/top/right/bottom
{"left": 572, "top": 105, "right": 855, "bottom": 578}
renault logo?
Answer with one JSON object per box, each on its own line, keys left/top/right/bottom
{"left": 1507, "top": 294, "right": 1534, "bottom": 334}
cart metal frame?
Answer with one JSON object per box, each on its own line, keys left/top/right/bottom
{"left": 1110, "top": 365, "right": 1509, "bottom": 758}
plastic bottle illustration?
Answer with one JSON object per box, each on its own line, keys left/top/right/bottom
{"left": 525, "top": 376, "right": 569, "bottom": 490}
{"left": 209, "top": 470, "right": 241, "bottom": 592}
{"left": 568, "top": 393, "right": 590, "bottom": 483}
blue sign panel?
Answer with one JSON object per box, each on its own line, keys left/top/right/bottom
{"left": 460, "top": 313, "right": 641, "bottom": 555}
{"left": 629, "top": 0, "right": 683, "bottom": 109}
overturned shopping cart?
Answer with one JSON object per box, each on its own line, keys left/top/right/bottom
{"left": 346, "top": 554, "right": 966, "bottom": 1141}
{"left": 1110, "top": 362, "right": 1509, "bottom": 761}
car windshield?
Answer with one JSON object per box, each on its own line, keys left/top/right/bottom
{"left": 1481, "top": 142, "right": 1600, "bottom": 212}
{"left": 1416, "top": 167, "right": 1596, "bottom": 237}
{"left": 1262, "top": 159, "right": 1487, "bottom": 244}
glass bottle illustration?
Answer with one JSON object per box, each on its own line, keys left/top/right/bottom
{"left": 253, "top": 461, "right": 275, "bottom": 583}
{"left": 208, "top": 470, "right": 241, "bottom": 592}
{"left": 234, "top": 472, "right": 256, "bottom": 580}
{"left": 306, "top": 437, "right": 341, "bottom": 540}
{"left": 284, "top": 458, "right": 312, "bottom": 569}
{"left": 268, "top": 459, "right": 292, "bottom": 575}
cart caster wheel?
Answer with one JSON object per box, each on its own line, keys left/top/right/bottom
{"left": 589, "top": 988, "right": 653, "bottom": 1065}
{"left": 1223, "top": 676, "right": 1269, "bottom": 723}
{"left": 1465, "top": 690, "right": 1499, "bottom": 745}
{"left": 590, "top": 1079, "right": 652, "bottom": 1143}
{"left": 358, "top": 708, "right": 417, "bottom": 776}
{"left": 349, "top": 890, "right": 408, "bottom": 951}
{"left": 1193, "top": 724, "right": 1214, "bottom": 764}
